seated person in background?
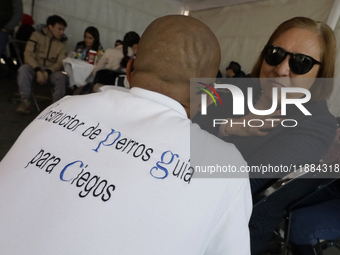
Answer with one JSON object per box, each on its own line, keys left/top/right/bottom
{"left": 216, "top": 69, "right": 223, "bottom": 78}
{"left": 225, "top": 61, "right": 247, "bottom": 78}
{"left": 74, "top": 26, "right": 104, "bottom": 62}
{"left": 5, "top": 13, "right": 34, "bottom": 73}
{"left": 14, "top": 13, "right": 35, "bottom": 42}
{"left": 92, "top": 31, "right": 140, "bottom": 74}
{"left": 0, "top": 15, "right": 252, "bottom": 255}
{"left": 16, "top": 15, "right": 68, "bottom": 114}
{"left": 114, "top": 39, "right": 123, "bottom": 48}
{"left": 91, "top": 31, "right": 140, "bottom": 92}
{"left": 12, "top": 13, "right": 36, "bottom": 64}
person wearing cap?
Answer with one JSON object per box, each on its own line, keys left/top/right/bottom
{"left": 0, "top": 15, "right": 251, "bottom": 254}
{"left": 16, "top": 15, "right": 68, "bottom": 114}
{"left": 14, "top": 13, "right": 35, "bottom": 42}
{"left": 11, "top": 13, "right": 36, "bottom": 66}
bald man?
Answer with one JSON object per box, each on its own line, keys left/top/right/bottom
{"left": 0, "top": 15, "right": 251, "bottom": 254}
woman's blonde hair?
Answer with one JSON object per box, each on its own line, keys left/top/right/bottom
{"left": 251, "top": 17, "right": 336, "bottom": 101}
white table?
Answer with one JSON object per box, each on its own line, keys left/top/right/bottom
{"left": 62, "top": 57, "right": 95, "bottom": 87}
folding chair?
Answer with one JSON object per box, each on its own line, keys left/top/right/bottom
{"left": 78, "top": 69, "right": 127, "bottom": 95}
{"left": 7, "top": 36, "right": 26, "bottom": 67}
{"left": 30, "top": 80, "right": 54, "bottom": 112}
{"left": 250, "top": 167, "right": 339, "bottom": 255}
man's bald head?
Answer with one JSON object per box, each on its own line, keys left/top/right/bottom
{"left": 128, "top": 15, "right": 221, "bottom": 117}
{"left": 134, "top": 15, "right": 220, "bottom": 80}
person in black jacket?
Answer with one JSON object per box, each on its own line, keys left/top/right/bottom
{"left": 9, "top": 13, "right": 36, "bottom": 67}
{"left": 0, "top": 0, "right": 23, "bottom": 58}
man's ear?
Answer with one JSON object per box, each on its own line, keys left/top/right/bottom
{"left": 126, "top": 57, "right": 135, "bottom": 84}
{"left": 132, "top": 44, "right": 138, "bottom": 55}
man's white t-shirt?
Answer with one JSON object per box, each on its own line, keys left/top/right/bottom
{"left": 0, "top": 87, "right": 252, "bottom": 255}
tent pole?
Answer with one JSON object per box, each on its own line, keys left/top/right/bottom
{"left": 327, "top": 0, "right": 340, "bottom": 30}
{"left": 31, "top": 0, "right": 35, "bottom": 19}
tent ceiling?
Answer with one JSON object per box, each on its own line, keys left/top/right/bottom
{"left": 168, "top": 0, "right": 263, "bottom": 11}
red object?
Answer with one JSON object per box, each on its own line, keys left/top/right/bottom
{"left": 88, "top": 50, "right": 97, "bottom": 65}
{"left": 22, "top": 14, "right": 34, "bottom": 26}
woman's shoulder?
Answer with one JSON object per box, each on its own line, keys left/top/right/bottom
{"left": 103, "top": 48, "right": 119, "bottom": 53}
{"left": 306, "top": 100, "right": 331, "bottom": 112}
{"left": 303, "top": 100, "right": 336, "bottom": 124}
{"left": 102, "top": 47, "right": 123, "bottom": 57}
{"left": 288, "top": 100, "right": 337, "bottom": 143}
{"left": 286, "top": 99, "right": 333, "bottom": 119}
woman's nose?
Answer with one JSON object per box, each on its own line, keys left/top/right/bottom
{"left": 274, "top": 56, "right": 291, "bottom": 77}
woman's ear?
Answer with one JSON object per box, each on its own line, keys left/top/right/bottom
{"left": 126, "top": 57, "right": 135, "bottom": 84}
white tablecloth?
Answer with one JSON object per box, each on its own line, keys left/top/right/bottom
{"left": 62, "top": 57, "right": 95, "bottom": 87}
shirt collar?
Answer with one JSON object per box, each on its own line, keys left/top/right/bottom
{"left": 129, "top": 87, "right": 188, "bottom": 118}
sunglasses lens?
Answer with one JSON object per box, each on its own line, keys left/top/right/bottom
{"left": 289, "top": 54, "right": 314, "bottom": 75}
{"left": 264, "top": 45, "right": 319, "bottom": 75}
{"left": 264, "top": 46, "right": 285, "bottom": 66}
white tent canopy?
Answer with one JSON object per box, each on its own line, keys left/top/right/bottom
{"left": 22, "top": 0, "right": 184, "bottom": 50}
{"left": 167, "top": 0, "right": 262, "bottom": 11}
{"left": 22, "top": 0, "right": 340, "bottom": 116}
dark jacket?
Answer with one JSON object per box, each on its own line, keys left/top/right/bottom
{"left": 0, "top": 0, "right": 23, "bottom": 33}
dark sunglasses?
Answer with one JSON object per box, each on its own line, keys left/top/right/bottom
{"left": 263, "top": 45, "right": 322, "bottom": 75}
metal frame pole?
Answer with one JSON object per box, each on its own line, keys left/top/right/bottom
{"left": 327, "top": 0, "right": 340, "bottom": 30}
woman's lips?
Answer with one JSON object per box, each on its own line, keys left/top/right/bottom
{"left": 272, "top": 81, "right": 286, "bottom": 87}
{"left": 268, "top": 78, "right": 287, "bottom": 87}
